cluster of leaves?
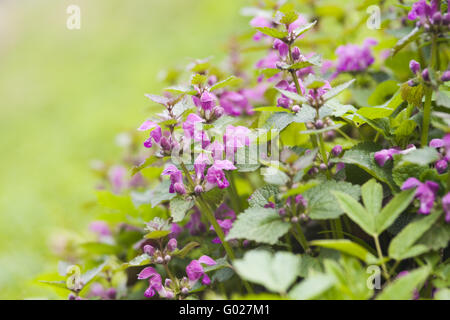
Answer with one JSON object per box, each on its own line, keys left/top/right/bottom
{"left": 39, "top": 0, "right": 449, "bottom": 300}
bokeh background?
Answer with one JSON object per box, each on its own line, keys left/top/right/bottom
{"left": 0, "top": 0, "right": 247, "bottom": 299}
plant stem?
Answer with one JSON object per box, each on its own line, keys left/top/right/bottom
{"left": 179, "top": 162, "right": 254, "bottom": 294}
{"left": 333, "top": 218, "right": 344, "bottom": 239}
{"left": 291, "top": 224, "right": 311, "bottom": 254}
{"left": 373, "top": 235, "right": 390, "bottom": 281}
{"left": 226, "top": 172, "right": 242, "bottom": 213}
{"left": 317, "top": 134, "right": 331, "bottom": 179}
{"left": 421, "top": 86, "right": 433, "bottom": 147}
{"left": 421, "top": 35, "right": 437, "bottom": 147}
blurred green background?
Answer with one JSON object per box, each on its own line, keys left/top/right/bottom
{"left": 0, "top": 0, "right": 246, "bottom": 299}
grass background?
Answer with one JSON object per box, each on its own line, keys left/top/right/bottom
{"left": 0, "top": 0, "right": 247, "bottom": 299}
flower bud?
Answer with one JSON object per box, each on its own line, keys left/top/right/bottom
{"left": 181, "top": 287, "right": 189, "bottom": 295}
{"left": 331, "top": 145, "right": 343, "bottom": 157}
{"left": 160, "top": 136, "right": 171, "bottom": 151}
{"left": 443, "top": 13, "right": 450, "bottom": 25}
{"left": 156, "top": 256, "right": 164, "bottom": 264}
{"left": 277, "top": 97, "right": 291, "bottom": 108}
{"left": 165, "top": 279, "right": 172, "bottom": 287}
{"left": 436, "top": 159, "right": 448, "bottom": 174}
{"left": 432, "top": 12, "right": 442, "bottom": 25}
{"left": 441, "top": 70, "right": 450, "bottom": 82}
{"left": 144, "top": 244, "right": 155, "bottom": 256}
{"left": 106, "top": 288, "right": 117, "bottom": 300}
{"left": 292, "top": 105, "right": 300, "bottom": 113}
{"left": 164, "top": 255, "right": 171, "bottom": 262}
{"left": 213, "top": 106, "right": 224, "bottom": 118}
{"left": 408, "top": 79, "right": 418, "bottom": 87}
{"left": 174, "top": 182, "right": 186, "bottom": 195}
{"left": 194, "top": 185, "right": 204, "bottom": 194}
{"left": 319, "top": 163, "right": 327, "bottom": 171}
{"left": 167, "top": 238, "right": 177, "bottom": 252}
{"left": 292, "top": 47, "right": 301, "bottom": 61}
{"left": 291, "top": 216, "right": 299, "bottom": 223}
{"left": 306, "top": 122, "right": 314, "bottom": 129}
{"left": 164, "top": 290, "right": 175, "bottom": 299}
{"left": 422, "top": 68, "right": 430, "bottom": 81}
{"left": 409, "top": 60, "right": 420, "bottom": 74}
{"left": 315, "top": 119, "right": 324, "bottom": 129}
{"left": 278, "top": 208, "right": 286, "bottom": 217}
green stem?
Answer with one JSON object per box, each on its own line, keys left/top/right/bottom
{"left": 421, "top": 86, "right": 433, "bottom": 147}
{"left": 317, "top": 134, "right": 331, "bottom": 179}
{"left": 374, "top": 235, "right": 390, "bottom": 281}
{"left": 291, "top": 224, "right": 311, "bottom": 254}
{"left": 179, "top": 162, "right": 254, "bottom": 294}
{"left": 333, "top": 218, "right": 344, "bottom": 239}
{"left": 226, "top": 172, "right": 242, "bottom": 213}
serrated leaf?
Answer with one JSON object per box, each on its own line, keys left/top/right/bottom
{"left": 210, "top": 76, "right": 242, "bottom": 91}
{"left": 151, "top": 179, "right": 176, "bottom": 207}
{"left": 144, "top": 94, "right": 170, "bottom": 106}
{"left": 333, "top": 191, "right": 375, "bottom": 235}
{"left": 375, "top": 189, "right": 415, "bottom": 234}
{"left": 310, "top": 240, "right": 377, "bottom": 264}
{"left": 255, "top": 27, "right": 288, "bottom": 39}
{"left": 304, "top": 181, "right": 361, "bottom": 220}
{"left": 145, "top": 230, "right": 171, "bottom": 239}
{"left": 293, "top": 21, "right": 317, "bottom": 38}
{"left": 191, "top": 74, "right": 207, "bottom": 85}
{"left": 131, "top": 155, "right": 160, "bottom": 176}
{"left": 172, "top": 242, "right": 200, "bottom": 258}
{"left": 234, "top": 250, "right": 301, "bottom": 293}
{"left": 202, "top": 188, "right": 225, "bottom": 212}
{"left": 124, "top": 254, "right": 151, "bottom": 268}
{"left": 392, "top": 26, "right": 422, "bottom": 56}
{"left": 276, "top": 88, "right": 308, "bottom": 104}
{"left": 400, "top": 147, "right": 440, "bottom": 166}
{"left": 170, "top": 196, "right": 194, "bottom": 222}
{"left": 322, "top": 79, "right": 355, "bottom": 101}
{"left": 280, "top": 11, "right": 299, "bottom": 25}
{"left": 331, "top": 142, "right": 396, "bottom": 191}
{"left": 357, "top": 107, "right": 394, "bottom": 119}
{"left": 226, "top": 207, "right": 290, "bottom": 244}
{"left": 389, "top": 210, "right": 441, "bottom": 260}
{"left": 248, "top": 184, "right": 279, "bottom": 208}
{"left": 400, "top": 82, "right": 423, "bottom": 107}
{"left": 377, "top": 266, "right": 430, "bottom": 300}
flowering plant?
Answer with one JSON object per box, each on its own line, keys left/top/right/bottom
{"left": 40, "top": 0, "right": 449, "bottom": 300}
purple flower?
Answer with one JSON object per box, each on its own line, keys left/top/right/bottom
{"left": 210, "top": 219, "right": 233, "bottom": 244}
{"left": 331, "top": 145, "right": 343, "bottom": 157}
{"left": 409, "top": 59, "right": 421, "bottom": 74}
{"left": 186, "top": 255, "right": 217, "bottom": 286}
{"left": 206, "top": 160, "right": 236, "bottom": 189}
{"left": 206, "top": 141, "right": 225, "bottom": 160}
{"left": 108, "top": 165, "right": 127, "bottom": 194}
{"left": 185, "top": 209, "right": 206, "bottom": 235}
{"left": 335, "top": 38, "right": 377, "bottom": 73}
{"left": 435, "top": 159, "right": 448, "bottom": 174}
{"left": 292, "top": 47, "right": 301, "bottom": 61}
{"left": 220, "top": 91, "right": 251, "bottom": 116}
{"left": 288, "top": 15, "right": 307, "bottom": 34}
{"left": 401, "top": 178, "right": 439, "bottom": 215}
{"left": 89, "top": 221, "right": 111, "bottom": 237}
{"left": 137, "top": 267, "right": 163, "bottom": 298}
{"left": 138, "top": 120, "right": 162, "bottom": 148}
{"left": 374, "top": 145, "right": 416, "bottom": 166}
{"left": 443, "top": 192, "right": 450, "bottom": 223}
{"left": 295, "top": 194, "right": 307, "bottom": 208}
{"left": 166, "top": 238, "right": 177, "bottom": 252}
{"left": 224, "top": 125, "right": 251, "bottom": 155}
{"left": 162, "top": 165, "right": 185, "bottom": 195}
{"left": 275, "top": 80, "right": 297, "bottom": 108}
{"left": 273, "top": 39, "right": 289, "bottom": 57}
{"left": 408, "top": 0, "right": 439, "bottom": 24}
{"left": 194, "top": 153, "right": 211, "bottom": 181}
{"left": 441, "top": 70, "right": 450, "bottom": 82}
{"left": 429, "top": 134, "right": 450, "bottom": 173}
{"left": 183, "top": 113, "right": 205, "bottom": 139}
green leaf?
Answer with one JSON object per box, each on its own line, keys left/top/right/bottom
{"left": 172, "top": 241, "right": 200, "bottom": 258}
{"left": 417, "top": 223, "right": 450, "bottom": 251}
{"left": 332, "top": 142, "right": 396, "bottom": 191}
{"left": 289, "top": 274, "right": 335, "bottom": 300}
{"left": 367, "top": 80, "right": 399, "bottom": 106}
{"left": 280, "top": 11, "right": 299, "bottom": 25}
{"left": 400, "top": 147, "right": 440, "bottom": 166}
{"left": 253, "top": 106, "right": 291, "bottom": 113}
{"left": 310, "top": 240, "right": 377, "bottom": 264}
{"left": 151, "top": 179, "right": 176, "bottom": 207}
{"left": 322, "top": 79, "right": 355, "bottom": 101}
{"left": 303, "top": 181, "right": 361, "bottom": 220}
{"left": 292, "top": 20, "right": 317, "bottom": 38}
{"left": 392, "top": 163, "right": 428, "bottom": 187}
{"left": 202, "top": 188, "right": 225, "bottom": 212}
{"left": 248, "top": 184, "right": 279, "bottom": 208}
{"left": 131, "top": 156, "right": 160, "bottom": 176}
{"left": 255, "top": 27, "right": 288, "bottom": 39}
{"left": 226, "top": 207, "right": 290, "bottom": 244}
{"left": 170, "top": 196, "right": 194, "bottom": 222}
{"left": 276, "top": 88, "right": 308, "bottom": 104}
{"left": 332, "top": 191, "right": 375, "bottom": 235}
{"left": 392, "top": 26, "right": 422, "bottom": 56}
{"left": 400, "top": 82, "right": 424, "bottom": 107}
{"left": 361, "top": 179, "right": 383, "bottom": 216}
{"left": 80, "top": 261, "right": 108, "bottom": 286}
{"left": 190, "top": 74, "right": 207, "bottom": 85}
{"left": 124, "top": 254, "right": 151, "bottom": 268}
{"left": 145, "top": 230, "right": 171, "bottom": 239}
{"left": 389, "top": 210, "right": 441, "bottom": 260}
{"left": 233, "top": 250, "right": 301, "bottom": 293}
{"left": 375, "top": 189, "right": 415, "bottom": 234}
{"left": 377, "top": 266, "right": 430, "bottom": 300}
{"left": 357, "top": 107, "right": 394, "bottom": 119}
{"left": 210, "top": 76, "right": 242, "bottom": 91}
{"left": 165, "top": 85, "right": 196, "bottom": 95}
